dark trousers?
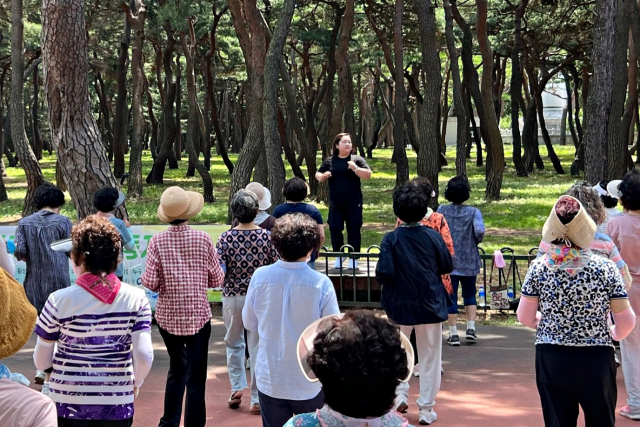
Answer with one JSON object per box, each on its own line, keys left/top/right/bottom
{"left": 536, "top": 344, "right": 616, "bottom": 427}
{"left": 58, "top": 418, "right": 133, "bottom": 427}
{"left": 328, "top": 202, "right": 363, "bottom": 252}
{"left": 258, "top": 390, "right": 324, "bottom": 427}
{"left": 158, "top": 322, "right": 211, "bottom": 427}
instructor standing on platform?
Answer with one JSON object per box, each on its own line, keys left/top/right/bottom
{"left": 316, "top": 133, "right": 372, "bottom": 270}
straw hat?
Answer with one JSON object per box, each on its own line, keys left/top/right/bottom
{"left": 157, "top": 186, "right": 204, "bottom": 223}
{"left": 0, "top": 268, "right": 37, "bottom": 359}
{"left": 296, "top": 313, "right": 415, "bottom": 383}
{"left": 245, "top": 182, "right": 272, "bottom": 211}
{"left": 542, "top": 195, "right": 596, "bottom": 249}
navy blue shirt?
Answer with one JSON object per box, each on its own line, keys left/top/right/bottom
{"left": 273, "top": 203, "right": 324, "bottom": 261}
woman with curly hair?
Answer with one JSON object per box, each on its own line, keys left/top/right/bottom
{"left": 537, "top": 182, "right": 632, "bottom": 289}
{"left": 33, "top": 215, "right": 154, "bottom": 427}
{"left": 607, "top": 170, "right": 640, "bottom": 420}
{"left": 518, "top": 196, "right": 635, "bottom": 427}
{"left": 242, "top": 213, "right": 339, "bottom": 427}
{"left": 287, "top": 311, "right": 415, "bottom": 427}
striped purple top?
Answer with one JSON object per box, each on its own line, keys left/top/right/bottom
{"left": 35, "top": 283, "right": 151, "bottom": 421}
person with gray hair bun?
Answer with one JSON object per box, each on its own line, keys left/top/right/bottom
{"left": 216, "top": 189, "right": 279, "bottom": 415}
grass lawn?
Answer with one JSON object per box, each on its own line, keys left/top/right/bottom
{"left": 0, "top": 145, "right": 580, "bottom": 254}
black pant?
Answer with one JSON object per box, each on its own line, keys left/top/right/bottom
{"left": 258, "top": 390, "right": 324, "bottom": 427}
{"left": 58, "top": 418, "right": 133, "bottom": 427}
{"left": 158, "top": 322, "right": 211, "bottom": 427}
{"left": 535, "top": 344, "right": 616, "bottom": 427}
{"left": 328, "top": 201, "right": 363, "bottom": 252}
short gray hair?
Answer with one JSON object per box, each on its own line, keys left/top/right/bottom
{"left": 232, "top": 189, "right": 259, "bottom": 223}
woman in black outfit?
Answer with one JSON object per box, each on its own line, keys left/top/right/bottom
{"left": 315, "top": 133, "right": 371, "bottom": 269}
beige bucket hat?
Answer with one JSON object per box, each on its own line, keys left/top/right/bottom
{"left": 542, "top": 195, "right": 596, "bottom": 249}
{"left": 157, "top": 186, "right": 204, "bottom": 223}
{"left": 0, "top": 268, "right": 37, "bottom": 359}
{"left": 245, "top": 182, "right": 272, "bottom": 211}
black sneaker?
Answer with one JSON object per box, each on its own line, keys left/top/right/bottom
{"left": 466, "top": 328, "right": 477, "bottom": 340}
{"left": 447, "top": 335, "right": 461, "bottom": 346}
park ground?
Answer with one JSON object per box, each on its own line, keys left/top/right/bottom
{"left": 4, "top": 316, "right": 638, "bottom": 427}
{"left": 0, "top": 145, "right": 581, "bottom": 255}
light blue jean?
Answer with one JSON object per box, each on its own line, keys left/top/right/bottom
{"left": 223, "top": 295, "right": 259, "bottom": 404}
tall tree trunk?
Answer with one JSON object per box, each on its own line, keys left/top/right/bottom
{"left": 607, "top": 0, "right": 631, "bottom": 180}
{"left": 583, "top": 0, "right": 618, "bottom": 183}
{"left": 563, "top": 69, "right": 579, "bottom": 148}
{"left": 415, "top": 0, "right": 441, "bottom": 203}
{"left": 123, "top": 0, "right": 145, "bottom": 198}
{"left": 0, "top": 65, "right": 7, "bottom": 201}
{"left": 147, "top": 31, "right": 178, "bottom": 184}
{"left": 510, "top": 0, "right": 528, "bottom": 177}
{"left": 204, "top": 6, "right": 233, "bottom": 174}
{"left": 32, "top": 61, "right": 43, "bottom": 160}
{"left": 228, "top": 0, "right": 267, "bottom": 218}
{"left": 393, "top": 0, "right": 409, "bottom": 186}
{"left": 113, "top": 1, "right": 132, "bottom": 179}
{"left": 444, "top": 0, "right": 467, "bottom": 178}
{"left": 143, "top": 72, "right": 158, "bottom": 160}
{"left": 12, "top": 0, "right": 44, "bottom": 215}
{"left": 263, "top": 0, "right": 295, "bottom": 208}
{"left": 476, "top": 0, "right": 505, "bottom": 200}
{"left": 180, "top": 20, "right": 214, "bottom": 202}
{"left": 42, "top": 0, "right": 121, "bottom": 218}
{"left": 174, "top": 53, "right": 182, "bottom": 164}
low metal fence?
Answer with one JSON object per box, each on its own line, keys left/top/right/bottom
{"left": 317, "top": 245, "right": 540, "bottom": 309}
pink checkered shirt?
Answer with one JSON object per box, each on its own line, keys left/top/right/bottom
{"left": 141, "top": 225, "right": 224, "bottom": 335}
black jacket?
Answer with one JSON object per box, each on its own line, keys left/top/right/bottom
{"left": 377, "top": 225, "right": 454, "bottom": 325}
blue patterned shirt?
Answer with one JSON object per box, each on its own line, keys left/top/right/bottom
{"left": 437, "top": 204, "right": 485, "bottom": 276}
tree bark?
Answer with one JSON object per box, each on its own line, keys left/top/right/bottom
{"left": 476, "top": 0, "right": 504, "bottom": 200}
{"left": 174, "top": 53, "right": 182, "bottom": 164}
{"left": 415, "top": 0, "right": 441, "bottom": 203}
{"left": 147, "top": 29, "right": 178, "bottom": 184}
{"left": 180, "top": 20, "right": 214, "bottom": 202}
{"left": 42, "top": 0, "right": 122, "bottom": 218}
{"left": 393, "top": 0, "right": 409, "bottom": 186}
{"left": 510, "top": 0, "right": 528, "bottom": 177}
{"left": 12, "top": 0, "right": 44, "bottom": 216}
{"left": 263, "top": 0, "right": 295, "bottom": 208}
{"left": 228, "top": 0, "right": 268, "bottom": 218}
{"left": 443, "top": 0, "right": 467, "bottom": 178}
{"left": 606, "top": 0, "right": 631, "bottom": 180}
{"left": 32, "top": 61, "right": 43, "bottom": 160}
{"left": 112, "top": 0, "right": 132, "bottom": 179}
{"left": 123, "top": 0, "right": 145, "bottom": 198}
{"left": 583, "top": 0, "right": 618, "bottom": 183}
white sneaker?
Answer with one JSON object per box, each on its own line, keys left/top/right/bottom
{"left": 348, "top": 258, "right": 358, "bottom": 270}
{"left": 41, "top": 382, "right": 51, "bottom": 396}
{"left": 35, "top": 370, "right": 46, "bottom": 385}
{"left": 413, "top": 363, "right": 420, "bottom": 377}
{"left": 419, "top": 409, "right": 437, "bottom": 425}
{"left": 334, "top": 258, "right": 344, "bottom": 269}
{"left": 395, "top": 399, "right": 408, "bottom": 413}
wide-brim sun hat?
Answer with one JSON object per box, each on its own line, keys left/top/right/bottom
{"left": 607, "top": 180, "right": 623, "bottom": 199}
{"left": 157, "top": 186, "right": 204, "bottom": 223}
{"left": 296, "top": 313, "right": 415, "bottom": 383}
{"left": 0, "top": 267, "right": 37, "bottom": 359}
{"left": 245, "top": 182, "right": 272, "bottom": 210}
{"left": 542, "top": 195, "right": 596, "bottom": 249}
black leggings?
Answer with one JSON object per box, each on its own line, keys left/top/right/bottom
{"left": 328, "top": 202, "right": 363, "bottom": 252}
{"left": 535, "top": 344, "right": 616, "bottom": 427}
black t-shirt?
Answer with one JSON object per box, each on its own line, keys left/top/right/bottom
{"left": 318, "top": 154, "right": 370, "bottom": 205}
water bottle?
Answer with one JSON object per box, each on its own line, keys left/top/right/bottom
{"left": 478, "top": 285, "right": 486, "bottom": 307}
{"left": 6, "top": 239, "right": 15, "bottom": 255}
{"left": 507, "top": 284, "right": 514, "bottom": 300}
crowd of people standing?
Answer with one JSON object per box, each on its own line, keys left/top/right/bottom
{"left": 1, "top": 133, "right": 639, "bottom": 427}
